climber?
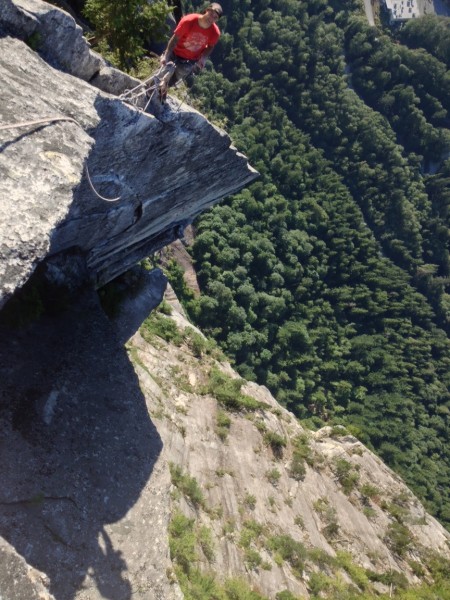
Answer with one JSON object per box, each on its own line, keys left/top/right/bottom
{"left": 156, "top": 3, "right": 223, "bottom": 101}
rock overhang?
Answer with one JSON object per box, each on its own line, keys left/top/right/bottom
{"left": 0, "top": 0, "right": 258, "bottom": 308}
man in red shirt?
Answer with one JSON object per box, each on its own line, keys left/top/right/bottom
{"left": 156, "top": 3, "right": 223, "bottom": 100}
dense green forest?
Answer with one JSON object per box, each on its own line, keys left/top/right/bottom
{"left": 77, "top": 0, "right": 450, "bottom": 531}
{"left": 175, "top": 1, "right": 450, "bottom": 530}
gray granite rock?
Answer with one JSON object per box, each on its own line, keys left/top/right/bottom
{"left": 0, "top": 0, "right": 258, "bottom": 309}
{"left": 0, "top": 539, "right": 54, "bottom": 600}
{"left": 0, "top": 0, "right": 102, "bottom": 79}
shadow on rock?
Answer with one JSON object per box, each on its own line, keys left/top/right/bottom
{"left": 0, "top": 282, "right": 163, "bottom": 600}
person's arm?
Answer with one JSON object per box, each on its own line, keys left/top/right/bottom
{"left": 160, "top": 34, "right": 179, "bottom": 65}
{"left": 196, "top": 45, "right": 215, "bottom": 69}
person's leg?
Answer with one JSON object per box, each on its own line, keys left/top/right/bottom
{"left": 152, "top": 62, "right": 177, "bottom": 103}
{"left": 156, "top": 62, "right": 176, "bottom": 88}
{"left": 172, "top": 61, "right": 195, "bottom": 85}
{"left": 153, "top": 59, "right": 195, "bottom": 104}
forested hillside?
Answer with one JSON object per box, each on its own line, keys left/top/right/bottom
{"left": 174, "top": 2, "right": 450, "bottom": 529}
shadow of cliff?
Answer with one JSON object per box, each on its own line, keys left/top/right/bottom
{"left": 0, "top": 278, "right": 162, "bottom": 600}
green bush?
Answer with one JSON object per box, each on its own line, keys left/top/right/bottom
{"left": 267, "top": 535, "right": 306, "bottom": 574}
{"left": 307, "top": 547, "right": 336, "bottom": 568}
{"left": 186, "top": 329, "right": 209, "bottom": 357}
{"left": 175, "top": 568, "right": 271, "bottom": 599}
{"left": 263, "top": 431, "right": 287, "bottom": 457}
{"left": 216, "top": 410, "right": 232, "bottom": 441}
{"left": 334, "top": 458, "right": 360, "bottom": 495}
{"left": 223, "top": 578, "right": 269, "bottom": 599}
{"left": 408, "top": 560, "right": 426, "bottom": 577}
{"left": 164, "top": 259, "right": 196, "bottom": 306}
{"left": 335, "top": 551, "right": 370, "bottom": 590}
{"left": 322, "top": 519, "right": 340, "bottom": 540}
{"left": 174, "top": 567, "right": 225, "bottom": 600}
{"left": 169, "top": 512, "right": 197, "bottom": 573}
{"left": 308, "top": 571, "right": 331, "bottom": 596}
{"left": 424, "top": 552, "right": 450, "bottom": 581}
{"left": 239, "top": 520, "right": 265, "bottom": 548}
{"left": 290, "top": 434, "right": 322, "bottom": 481}
{"left": 198, "top": 525, "right": 215, "bottom": 562}
{"left": 329, "top": 424, "right": 349, "bottom": 438}
{"left": 169, "top": 463, "right": 204, "bottom": 508}
{"left": 293, "top": 434, "right": 315, "bottom": 465}
{"left": 244, "top": 548, "right": 263, "bottom": 570}
{"left": 203, "top": 367, "right": 264, "bottom": 412}
{"left": 244, "top": 493, "right": 257, "bottom": 510}
{"left": 266, "top": 468, "right": 281, "bottom": 485}
{"left": 384, "top": 522, "right": 413, "bottom": 557}
{"left": 362, "top": 507, "right": 377, "bottom": 519}
{"left": 366, "top": 568, "right": 408, "bottom": 590}
{"left": 289, "top": 452, "right": 306, "bottom": 481}
{"left": 141, "top": 311, "right": 183, "bottom": 345}
{"left": 314, "top": 498, "right": 340, "bottom": 540}
{"left": 360, "top": 483, "right": 380, "bottom": 501}
{"left": 275, "top": 591, "right": 300, "bottom": 600}
{"left": 158, "top": 299, "right": 173, "bottom": 315}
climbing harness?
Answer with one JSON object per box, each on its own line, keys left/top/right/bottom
{"left": 0, "top": 116, "right": 121, "bottom": 202}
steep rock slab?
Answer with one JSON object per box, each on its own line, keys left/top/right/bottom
{"left": 0, "top": 28, "right": 257, "bottom": 308}
{"left": 0, "top": 37, "right": 96, "bottom": 306}
{"left": 128, "top": 301, "right": 450, "bottom": 598}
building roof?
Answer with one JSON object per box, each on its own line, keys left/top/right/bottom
{"left": 384, "top": 0, "right": 435, "bottom": 21}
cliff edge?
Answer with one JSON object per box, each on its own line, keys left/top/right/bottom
{"left": 0, "top": 0, "right": 258, "bottom": 308}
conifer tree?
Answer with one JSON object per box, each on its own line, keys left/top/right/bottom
{"left": 84, "top": 0, "right": 171, "bottom": 68}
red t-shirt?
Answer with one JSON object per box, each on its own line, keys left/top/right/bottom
{"left": 173, "top": 14, "right": 220, "bottom": 61}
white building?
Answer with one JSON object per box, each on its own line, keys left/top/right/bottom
{"left": 383, "top": 0, "right": 435, "bottom": 22}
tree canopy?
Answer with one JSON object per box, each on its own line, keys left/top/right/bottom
{"left": 178, "top": 0, "right": 450, "bottom": 529}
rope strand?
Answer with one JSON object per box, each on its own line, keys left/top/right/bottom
{"left": 0, "top": 116, "right": 78, "bottom": 130}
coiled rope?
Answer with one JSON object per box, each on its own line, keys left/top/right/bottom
{"left": 0, "top": 116, "right": 121, "bottom": 202}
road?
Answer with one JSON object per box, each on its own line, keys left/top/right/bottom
{"left": 364, "top": 0, "right": 376, "bottom": 25}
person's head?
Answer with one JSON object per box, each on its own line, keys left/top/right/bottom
{"left": 204, "top": 2, "right": 223, "bottom": 20}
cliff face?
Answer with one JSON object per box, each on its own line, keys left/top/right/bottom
{"left": 127, "top": 297, "right": 450, "bottom": 599}
{"left": 2, "top": 277, "right": 448, "bottom": 600}
{"left": 1, "top": 2, "right": 450, "bottom": 600}
{"left": 0, "top": 0, "right": 257, "bottom": 308}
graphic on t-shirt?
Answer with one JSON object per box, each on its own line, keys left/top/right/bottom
{"left": 181, "top": 32, "right": 209, "bottom": 53}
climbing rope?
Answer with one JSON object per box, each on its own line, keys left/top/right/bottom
{"left": 120, "top": 62, "right": 196, "bottom": 113}
{"left": 84, "top": 163, "right": 121, "bottom": 202}
{"left": 120, "top": 63, "right": 172, "bottom": 111}
{"left": 0, "top": 116, "right": 79, "bottom": 131}
{"left": 0, "top": 116, "right": 121, "bottom": 202}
